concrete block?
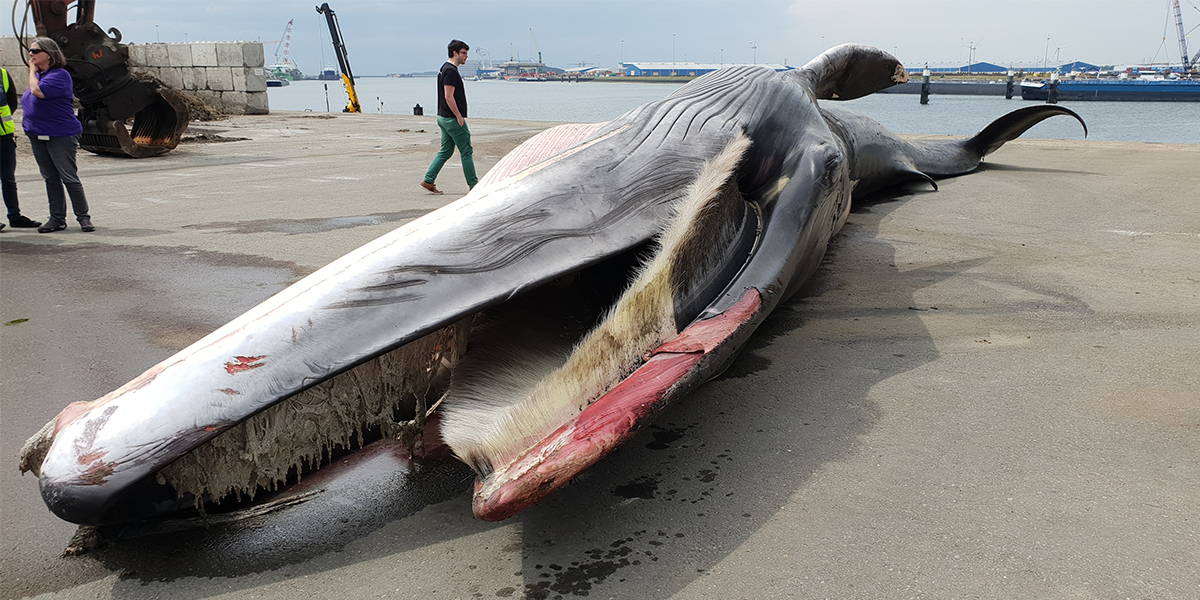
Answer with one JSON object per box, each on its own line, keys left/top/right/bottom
{"left": 129, "top": 66, "right": 159, "bottom": 82}
{"left": 190, "top": 89, "right": 217, "bottom": 104}
{"left": 189, "top": 66, "right": 207, "bottom": 90}
{"left": 205, "top": 67, "right": 233, "bottom": 91}
{"left": 192, "top": 42, "right": 218, "bottom": 67}
{"left": 146, "top": 43, "right": 169, "bottom": 67}
{"left": 159, "top": 66, "right": 183, "bottom": 90}
{"left": 180, "top": 66, "right": 200, "bottom": 90}
{"left": 222, "top": 91, "right": 247, "bottom": 114}
{"left": 245, "top": 90, "right": 269, "bottom": 115}
{"left": 0, "top": 36, "right": 23, "bottom": 69}
{"left": 126, "top": 43, "right": 147, "bottom": 66}
{"left": 167, "top": 43, "right": 192, "bottom": 68}
{"left": 200, "top": 91, "right": 245, "bottom": 115}
{"left": 242, "top": 42, "right": 264, "bottom": 68}
{"left": 216, "top": 42, "right": 243, "bottom": 67}
{"left": 232, "top": 66, "right": 267, "bottom": 92}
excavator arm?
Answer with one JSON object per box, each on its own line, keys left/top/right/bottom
{"left": 27, "top": 0, "right": 189, "bottom": 157}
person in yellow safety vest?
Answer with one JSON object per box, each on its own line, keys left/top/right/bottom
{"left": 0, "top": 66, "right": 42, "bottom": 231}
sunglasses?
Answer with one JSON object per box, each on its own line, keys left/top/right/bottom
{"left": 28, "top": 48, "right": 45, "bottom": 55}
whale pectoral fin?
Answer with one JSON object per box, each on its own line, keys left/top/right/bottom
{"left": 898, "top": 167, "right": 938, "bottom": 191}
{"left": 794, "top": 44, "right": 908, "bottom": 101}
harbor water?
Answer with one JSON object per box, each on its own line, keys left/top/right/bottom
{"left": 268, "top": 77, "right": 1200, "bottom": 145}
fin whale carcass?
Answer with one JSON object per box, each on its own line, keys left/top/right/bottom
{"left": 20, "top": 44, "right": 1086, "bottom": 526}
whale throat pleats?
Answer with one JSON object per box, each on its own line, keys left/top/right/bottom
{"left": 439, "top": 132, "right": 753, "bottom": 475}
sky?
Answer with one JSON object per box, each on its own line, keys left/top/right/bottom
{"left": 49, "top": 0, "right": 1200, "bottom": 75}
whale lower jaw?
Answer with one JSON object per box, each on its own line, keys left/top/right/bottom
{"left": 472, "top": 289, "right": 762, "bottom": 521}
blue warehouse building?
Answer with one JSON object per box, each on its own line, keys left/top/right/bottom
{"left": 904, "top": 61, "right": 1105, "bottom": 75}
{"left": 619, "top": 62, "right": 791, "bottom": 77}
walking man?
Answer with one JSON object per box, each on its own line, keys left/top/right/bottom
{"left": 421, "top": 39, "right": 477, "bottom": 195}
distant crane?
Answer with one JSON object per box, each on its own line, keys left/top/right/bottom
{"left": 273, "top": 19, "right": 296, "bottom": 69}
{"left": 529, "top": 28, "right": 543, "bottom": 64}
{"left": 1172, "top": 0, "right": 1200, "bottom": 70}
{"left": 1174, "top": 0, "right": 1190, "bottom": 69}
{"left": 316, "top": 3, "right": 361, "bottom": 113}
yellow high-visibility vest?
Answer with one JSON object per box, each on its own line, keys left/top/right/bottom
{"left": 0, "top": 68, "right": 13, "bottom": 135}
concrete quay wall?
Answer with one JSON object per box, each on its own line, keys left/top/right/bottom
{"left": 126, "top": 41, "right": 268, "bottom": 115}
{"left": 0, "top": 37, "right": 268, "bottom": 115}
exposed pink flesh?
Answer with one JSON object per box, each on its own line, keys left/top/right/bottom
{"left": 472, "top": 288, "right": 762, "bottom": 521}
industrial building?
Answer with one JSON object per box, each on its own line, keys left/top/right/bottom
{"left": 619, "top": 62, "right": 791, "bottom": 77}
{"left": 903, "top": 61, "right": 1106, "bottom": 75}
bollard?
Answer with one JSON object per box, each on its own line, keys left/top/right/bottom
{"left": 1006, "top": 70, "right": 1014, "bottom": 99}
{"left": 413, "top": 103, "right": 424, "bottom": 116}
{"left": 920, "top": 66, "right": 931, "bottom": 105}
{"left": 1047, "top": 72, "right": 1059, "bottom": 104}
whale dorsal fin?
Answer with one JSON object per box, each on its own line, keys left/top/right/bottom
{"left": 794, "top": 44, "right": 908, "bottom": 101}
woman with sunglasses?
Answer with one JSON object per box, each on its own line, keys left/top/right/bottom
{"left": 23, "top": 37, "right": 93, "bottom": 233}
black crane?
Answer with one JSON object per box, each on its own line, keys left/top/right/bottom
{"left": 316, "top": 3, "right": 361, "bottom": 112}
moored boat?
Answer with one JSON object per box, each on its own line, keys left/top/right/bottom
{"left": 1020, "top": 78, "right": 1200, "bottom": 101}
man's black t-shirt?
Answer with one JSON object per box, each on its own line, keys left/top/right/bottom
{"left": 437, "top": 62, "right": 467, "bottom": 119}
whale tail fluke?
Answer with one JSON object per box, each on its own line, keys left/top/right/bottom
{"left": 965, "top": 105, "right": 1088, "bottom": 158}
{"left": 904, "top": 105, "right": 1088, "bottom": 180}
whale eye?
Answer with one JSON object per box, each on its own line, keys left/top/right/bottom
{"left": 821, "top": 151, "right": 844, "bottom": 188}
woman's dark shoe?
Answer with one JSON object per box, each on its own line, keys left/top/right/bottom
{"left": 37, "top": 220, "right": 67, "bottom": 233}
{"left": 78, "top": 217, "right": 95, "bottom": 232}
{"left": 9, "top": 214, "right": 42, "bottom": 228}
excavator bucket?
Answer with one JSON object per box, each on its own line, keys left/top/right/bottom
{"left": 30, "top": 1, "right": 191, "bottom": 158}
{"left": 78, "top": 82, "right": 191, "bottom": 158}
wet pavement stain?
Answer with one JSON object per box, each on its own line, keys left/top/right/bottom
{"left": 183, "top": 210, "right": 434, "bottom": 235}
{"left": 644, "top": 425, "right": 685, "bottom": 450}
{"left": 519, "top": 531, "right": 684, "bottom": 599}
{"left": 612, "top": 478, "right": 657, "bottom": 500}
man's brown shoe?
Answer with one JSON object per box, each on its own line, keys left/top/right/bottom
{"left": 420, "top": 181, "right": 443, "bottom": 195}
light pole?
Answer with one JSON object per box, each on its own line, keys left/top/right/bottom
{"left": 155, "top": 24, "right": 160, "bottom": 43}
{"left": 750, "top": 41, "right": 757, "bottom": 64}
{"left": 672, "top": 33, "right": 676, "bottom": 76}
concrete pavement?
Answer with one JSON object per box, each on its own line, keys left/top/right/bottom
{"left": 1, "top": 111, "right": 1197, "bottom": 599}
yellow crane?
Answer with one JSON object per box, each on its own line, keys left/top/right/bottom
{"left": 316, "top": 3, "right": 361, "bottom": 113}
